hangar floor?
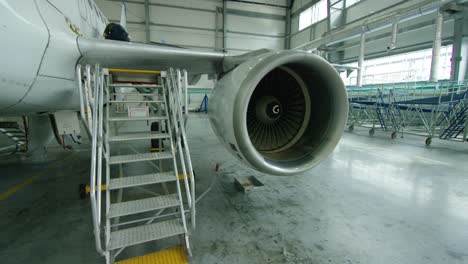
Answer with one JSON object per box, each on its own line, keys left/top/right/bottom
{"left": 1, "top": 114, "right": 467, "bottom": 264}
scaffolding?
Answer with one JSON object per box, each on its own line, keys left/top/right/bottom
{"left": 347, "top": 81, "right": 468, "bottom": 145}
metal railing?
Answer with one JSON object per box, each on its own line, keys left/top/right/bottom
{"left": 76, "top": 64, "right": 106, "bottom": 257}
{"left": 165, "top": 69, "right": 196, "bottom": 230}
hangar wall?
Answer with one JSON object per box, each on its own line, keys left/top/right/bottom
{"left": 289, "top": 0, "right": 467, "bottom": 65}
{"left": 95, "top": 0, "right": 287, "bottom": 54}
{"left": 94, "top": 0, "right": 289, "bottom": 110}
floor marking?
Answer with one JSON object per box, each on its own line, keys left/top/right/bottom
{"left": 0, "top": 177, "right": 35, "bottom": 201}
{"left": 0, "top": 151, "right": 77, "bottom": 201}
{"left": 414, "top": 156, "right": 449, "bottom": 166}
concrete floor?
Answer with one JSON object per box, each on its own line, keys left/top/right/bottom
{"left": 1, "top": 114, "right": 468, "bottom": 264}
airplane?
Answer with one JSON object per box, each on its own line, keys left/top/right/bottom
{"left": 0, "top": 0, "right": 348, "bottom": 176}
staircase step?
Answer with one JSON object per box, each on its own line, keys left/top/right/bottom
{"left": 0, "top": 122, "right": 19, "bottom": 129}
{"left": 109, "top": 194, "right": 179, "bottom": 218}
{"left": 115, "top": 246, "right": 188, "bottom": 264}
{"left": 110, "top": 92, "right": 159, "bottom": 96}
{"left": 109, "top": 172, "right": 176, "bottom": 190}
{"left": 109, "top": 114, "right": 166, "bottom": 122}
{"left": 0, "top": 128, "right": 21, "bottom": 133}
{"left": 5, "top": 133, "right": 24, "bottom": 137}
{"left": 109, "top": 152, "right": 172, "bottom": 165}
{"left": 109, "top": 132, "right": 170, "bottom": 142}
{"left": 108, "top": 219, "right": 185, "bottom": 250}
{"left": 110, "top": 100, "right": 164, "bottom": 103}
{"left": 109, "top": 84, "right": 162, "bottom": 88}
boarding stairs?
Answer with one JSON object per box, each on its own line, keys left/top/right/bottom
{"left": 0, "top": 119, "right": 28, "bottom": 153}
{"left": 388, "top": 90, "right": 404, "bottom": 129}
{"left": 439, "top": 100, "right": 468, "bottom": 140}
{"left": 77, "top": 65, "right": 195, "bottom": 264}
{"left": 376, "top": 89, "right": 402, "bottom": 132}
{"left": 375, "top": 106, "right": 387, "bottom": 131}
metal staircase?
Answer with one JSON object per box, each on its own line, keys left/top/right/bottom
{"left": 0, "top": 119, "right": 28, "bottom": 153}
{"left": 440, "top": 100, "right": 468, "bottom": 140}
{"left": 375, "top": 106, "right": 387, "bottom": 131}
{"left": 77, "top": 65, "right": 195, "bottom": 264}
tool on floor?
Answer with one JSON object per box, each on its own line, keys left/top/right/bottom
{"left": 77, "top": 65, "right": 195, "bottom": 264}
{"left": 233, "top": 175, "right": 264, "bottom": 193}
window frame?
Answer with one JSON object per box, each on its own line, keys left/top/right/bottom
{"left": 341, "top": 45, "right": 453, "bottom": 86}
{"left": 298, "top": 0, "right": 329, "bottom": 31}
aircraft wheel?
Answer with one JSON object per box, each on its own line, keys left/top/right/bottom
{"left": 348, "top": 125, "right": 354, "bottom": 132}
{"left": 391, "top": 132, "right": 397, "bottom": 140}
{"left": 369, "top": 128, "right": 375, "bottom": 136}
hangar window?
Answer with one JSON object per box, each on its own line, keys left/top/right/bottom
{"left": 299, "top": 0, "right": 328, "bottom": 31}
{"left": 341, "top": 45, "right": 453, "bottom": 86}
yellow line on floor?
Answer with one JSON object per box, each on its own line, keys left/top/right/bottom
{"left": 0, "top": 152, "right": 76, "bottom": 201}
{"left": 0, "top": 177, "right": 35, "bottom": 201}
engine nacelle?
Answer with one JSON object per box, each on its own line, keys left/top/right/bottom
{"left": 209, "top": 50, "right": 348, "bottom": 176}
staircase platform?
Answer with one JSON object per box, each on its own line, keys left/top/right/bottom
{"left": 115, "top": 246, "right": 188, "bottom": 264}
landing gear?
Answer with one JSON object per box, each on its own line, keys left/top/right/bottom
{"left": 391, "top": 132, "right": 397, "bottom": 140}
{"left": 369, "top": 128, "right": 375, "bottom": 136}
{"left": 348, "top": 125, "right": 354, "bottom": 132}
{"left": 425, "top": 137, "right": 432, "bottom": 146}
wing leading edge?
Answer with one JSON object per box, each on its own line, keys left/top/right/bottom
{"left": 77, "top": 37, "right": 225, "bottom": 75}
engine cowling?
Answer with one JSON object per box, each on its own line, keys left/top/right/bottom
{"left": 209, "top": 50, "right": 348, "bottom": 175}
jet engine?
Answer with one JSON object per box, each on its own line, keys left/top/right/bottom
{"left": 209, "top": 50, "right": 348, "bottom": 175}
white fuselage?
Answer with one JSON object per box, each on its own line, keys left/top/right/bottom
{"left": 0, "top": 0, "right": 107, "bottom": 116}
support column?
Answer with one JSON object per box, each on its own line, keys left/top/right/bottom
{"left": 387, "top": 21, "right": 398, "bottom": 51}
{"left": 328, "top": 0, "right": 345, "bottom": 31}
{"left": 223, "top": 0, "right": 227, "bottom": 52}
{"left": 462, "top": 38, "right": 468, "bottom": 81}
{"left": 464, "top": 117, "right": 468, "bottom": 142}
{"left": 215, "top": 7, "right": 220, "bottom": 51}
{"left": 327, "top": 0, "right": 346, "bottom": 63}
{"left": 284, "top": 3, "right": 291, "bottom": 49}
{"left": 451, "top": 14, "right": 468, "bottom": 82}
{"left": 429, "top": 11, "right": 443, "bottom": 82}
{"left": 144, "top": 0, "right": 150, "bottom": 43}
{"left": 357, "top": 30, "right": 366, "bottom": 87}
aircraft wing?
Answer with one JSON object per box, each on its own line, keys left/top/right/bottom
{"left": 77, "top": 37, "right": 225, "bottom": 75}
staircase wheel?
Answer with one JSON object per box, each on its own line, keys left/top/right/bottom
{"left": 369, "top": 128, "right": 375, "bottom": 136}
{"left": 391, "top": 132, "right": 397, "bottom": 140}
{"left": 425, "top": 137, "right": 432, "bottom": 146}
